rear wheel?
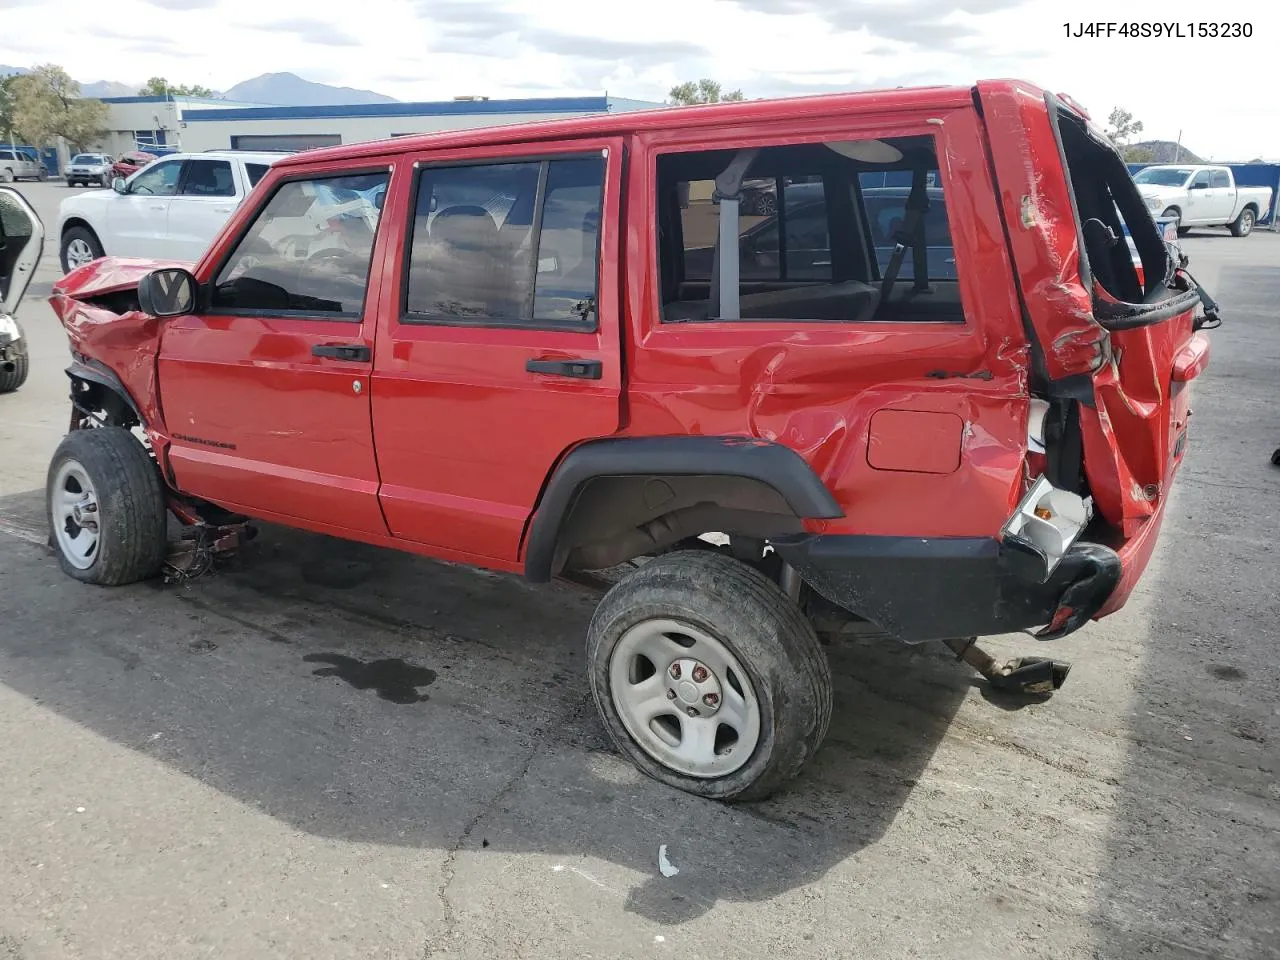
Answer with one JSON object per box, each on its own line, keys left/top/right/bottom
{"left": 586, "top": 550, "right": 832, "bottom": 801}
{"left": 47, "top": 427, "right": 168, "bottom": 585}
{"left": 1229, "top": 208, "right": 1255, "bottom": 237}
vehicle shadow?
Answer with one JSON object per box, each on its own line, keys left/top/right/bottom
{"left": 1086, "top": 262, "right": 1280, "bottom": 957}
{"left": 0, "top": 488, "right": 971, "bottom": 923}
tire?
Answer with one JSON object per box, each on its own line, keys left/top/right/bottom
{"left": 46, "top": 427, "right": 168, "bottom": 586}
{"left": 0, "top": 168, "right": 13, "bottom": 183}
{"left": 0, "top": 323, "right": 28, "bottom": 393}
{"left": 0, "top": 354, "right": 28, "bottom": 392}
{"left": 1229, "top": 208, "right": 1255, "bottom": 237}
{"left": 61, "top": 225, "right": 105, "bottom": 273}
{"left": 587, "top": 549, "right": 832, "bottom": 801}
{"left": 1161, "top": 208, "right": 1182, "bottom": 235}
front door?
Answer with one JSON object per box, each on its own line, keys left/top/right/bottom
{"left": 109, "top": 156, "right": 183, "bottom": 258}
{"left": 156, "top": 164, "right": 394, "bottom": 535}
{"left": 370, "top": 140, "right": 625, "bottom": 565}
{"left": 164, "top": 157, "right": 242, "bottom": 261}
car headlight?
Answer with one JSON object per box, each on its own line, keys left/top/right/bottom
{"left": 1144, "top": 196, "right": 1163, "bottom": 211}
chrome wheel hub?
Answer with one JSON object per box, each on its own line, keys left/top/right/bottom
{"left": 66, "top": 238, "right": 94, "bottom": 268}
{"left": 609, "top": 618, "right": 762, "bottom": 778}
{"left": 51, "top": 459, "right": 101, "bottom": 570}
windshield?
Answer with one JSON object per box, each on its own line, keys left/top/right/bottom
{"left": 72, "top": 154, "right": 102, "bottom": 164}
{"left": 1133, "top": 167, "right": 1192, "bottom": 187}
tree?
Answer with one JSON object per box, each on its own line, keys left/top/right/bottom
{"left": 1122, "top": 145, "right": 1155, "bottom": 164}
{"left": 0, "top": 75, "right": 18, "bottom": 140}
{"left": 139, "top": 77, "right": 214, "bottom": 98}
{"left": 1105, "top": 107, "right": 1144, "bottom": 146}
{"left": 668, "top": 79, "right": 745, "bottom": 105}
{"left": 9, "top": 64, "right": 108, "bottom": 151}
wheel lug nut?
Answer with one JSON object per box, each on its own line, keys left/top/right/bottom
{"left": 666, "top": 689, "right": 676, "bottom": 700}
{"left": 685, "top": 707, "right": 699, "bottom": 717}
{"left": 703, "top": 693, "right": 719, "bottom": 706}
{"left": 669, "top": 663, "right": 681, "bottom": 679}
{"left": 692, "top": 665, "right": 708, "bottom": 682}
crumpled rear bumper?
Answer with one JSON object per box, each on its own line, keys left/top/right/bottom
{"left": 772, "top": 533, "right": 1122, "bottom": 644}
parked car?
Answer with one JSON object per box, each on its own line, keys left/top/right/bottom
{"left": 46, "top": 80, "right": 1217, "bottom": 801}
{"left": 0, "top": 186, "right": 44, "bottom": 392}
{"left": 1133, "top": 164, "right": 1272, "bottom": 236}
{"left": 57, "top": 150, "right": 285, "bottom": 272}
{"left": 111, "top": 150, "right": 157, "bottom": 181}
{"left": 64, "top": 153, "right": 115, "bottom": 188}
{"left": 0, "top": 148, "right": 46, "bottom": 182}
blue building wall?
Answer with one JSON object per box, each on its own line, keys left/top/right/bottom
{"left": 1127, "top": 162, "right": 1280, "bottom": 226}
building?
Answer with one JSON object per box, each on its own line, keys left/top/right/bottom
{"left": 88, "top": 94, "right": 274, "bottom": 156}
{"left": 87, "top": 94, "right": 662, "bottom": 159}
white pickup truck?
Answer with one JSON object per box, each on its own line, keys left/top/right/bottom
{"left": 57, "top": 150, "right": 286, "bottom": 273}
{"left": 1133, "top": 164, "right": 1272, "bottom": 237}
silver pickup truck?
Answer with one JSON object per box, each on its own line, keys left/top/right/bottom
{"left": 1134, "top": 164, "right": 1272, "bottom": 236}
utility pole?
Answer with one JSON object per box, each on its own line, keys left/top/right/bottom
{"left": 1173, "top": 130, "right": 1182, "bottom": 163}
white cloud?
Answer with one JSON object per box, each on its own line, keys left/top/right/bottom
{"left": 4, "top": 0, "right": 1278, "bottom": 158}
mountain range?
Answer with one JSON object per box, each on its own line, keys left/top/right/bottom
{"left": 0, "top": 66, "right": 397, "bottom": 107}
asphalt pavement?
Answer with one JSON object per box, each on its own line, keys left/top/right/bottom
{"left": 1, "top": 180, "right": 1277, "bottom": 959}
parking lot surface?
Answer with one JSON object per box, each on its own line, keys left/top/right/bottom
{"left": 1, "top": 181, "right": 1277, "bottom": 959}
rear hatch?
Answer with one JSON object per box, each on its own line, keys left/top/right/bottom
{"left": 975, "top": 82, "right": 1215, "bottom": 541}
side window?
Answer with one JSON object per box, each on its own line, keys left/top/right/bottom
{"left": 859, "top": 172, "right": 952, "bottom": 281}
{"left": 404, "top": 155, "right": 604, "bottom": 328}
{"left": 1191, "top": 170, "right": 1212, "bottom": 188}
{"left": 211, "top": 171, "right": 389, "bottom": 317}
{"left": 680, "top": 176, "right": 829, "bottom": 283}
{"left": 1210, "top": 170, "right": 1230, "bottom": 188}
{"left": 129, "top": 159, "right": 183, "bottom": 196}
{"left": 245, "top": 163, "right": 270, "bottom": 188}
{"left": 658, "top": 135, "right": 961, "bottom": 324}
{"left": 181, "top": 159, "right": 235, "bottom": 197}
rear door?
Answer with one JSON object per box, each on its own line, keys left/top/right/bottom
{"left": 1208, "top": 168, "right": 1236, "bottom": 221}
{"left": 370, "top": 138, "right": 624, "bottom": 565}
{"left": 165, "top": 157, "right": 241, "bottom": 261}
{"left": 976, "top": 83, "right": 1207, "bottom": 537}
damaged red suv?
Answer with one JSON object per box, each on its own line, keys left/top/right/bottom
{"left": 48, "top": 80, "right": 1216, "bottom": 800}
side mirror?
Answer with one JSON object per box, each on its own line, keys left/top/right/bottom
{"left": 1189, "top": 181, "right": 1207, "bottom": 190}
{"left": 137, "top": 268, "right": 197, "bottom": 318}
{"left": 112, "top": 177, "right": 127, "bottom": 194}
{"left": 0, "top": 186, "right": 45, "bottom": 316}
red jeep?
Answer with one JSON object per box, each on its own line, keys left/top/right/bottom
{"left": 47, "top": 80, "right": 1216, "bottom": 801}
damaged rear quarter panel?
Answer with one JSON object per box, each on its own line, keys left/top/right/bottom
{"left": 622, "top": 108, "right": 1035, "bottom": 540}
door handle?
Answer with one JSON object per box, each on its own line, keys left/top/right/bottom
{"left": 526, "top": 357, "right": 602, "bottom": 380}
{"left": 312, "top": 343, "right": 371, "bottom": 362}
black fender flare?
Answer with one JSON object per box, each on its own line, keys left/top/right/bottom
{"left": 522, "top": 436, "right": 843, "bottom": 582}
{"left": 66, "top": 357, "right": 144, "bottom": 423}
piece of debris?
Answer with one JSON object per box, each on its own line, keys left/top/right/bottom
{"left": 658, "top": 844, "right": 679, "bottom": 878}
{"left": 75, "top": 807, "right": 85, "bottom": 814}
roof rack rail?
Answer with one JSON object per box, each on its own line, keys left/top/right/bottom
{"left": 202, "top": 148, "right": 297, "bottom": 154}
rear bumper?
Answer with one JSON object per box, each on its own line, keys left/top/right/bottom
{"left": 772, "top": 533, "right": 1123, "bottom": 643}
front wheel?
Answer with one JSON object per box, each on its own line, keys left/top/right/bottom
{"left": 1229, "top": 208, "right": 1255, "bottom": 237}
{"left": 587, "top": 550, "right": 832, "bottom": 801}
{"left": 47, "top": 427, "right": 168, "bottom": 585}
{"left": 1161, "top": 207, "right": 1182, "bottom": 235}
{"left": 61, "top": 225, "right": 104, "bottom": 273}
